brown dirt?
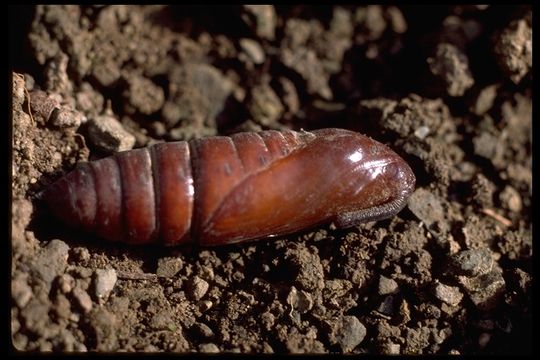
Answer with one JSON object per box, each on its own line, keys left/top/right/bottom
{"left": 10, "top": 5, "right": 532, "bottom": 354}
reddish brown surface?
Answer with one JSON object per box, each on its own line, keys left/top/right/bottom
{"left": 42, "top": 129, "right": 414, "bottom": 246}
{"left": 152, "top": 142, "right": 193, "bottom": 246}
{"left": 195, "top": 129, "right": 415, "bottom": 245}
{"left": 10, "top": 5, "right": 531, "bottom": 354}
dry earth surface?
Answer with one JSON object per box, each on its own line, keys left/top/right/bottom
{"left": 10, "top": 5, "right": 531, "bottom": 354}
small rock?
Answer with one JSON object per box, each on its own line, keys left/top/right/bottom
{"left": 286, "top": 286, "right": 313, "bottom": 314}
{"left": 51, "top": 107, "right": 86, "bottom": 128}
{"left": 31, "top": 239, "right": 70, "bottom": 288}
{"left": 499, "top": 185, "right": 522, "bottom": 213}
{"left": 72, "top": 287, "right": 92, "bottom": 313}
{"left": 94, "top": 269, "right": 117, "bottom": 300}
{"left": 243, "top": 5, "right": 276, "bottom": 40}
{"left": 327, "top": 315, "right": 367, "bottom": 353}
{"left": 473, "top": 131, "right": 499, "bottom": 160}
{"left": 199, "top": 343, "right": 220, "bottom": 353}
{"left": 380, "top": 341, "right": 401, "bottom": 355}
{"left": 471, "top": 84, "right": 499, "bottom": 115}
{"left": 459, "top": 268, "right": 506, "bottom": 311}
{"left": 378, "top": 276, "right": 399, "bottom": 295}
{"left": 377, "top": 295, "right": 394, "bottom": 316}
{"left": 448, "top": 249, "right": 494, "bottom": 277}
{"left": 433, "top": 281, "right": 463, "bottom": 306}
{"left": 156, "top": 257, "right": 183, "bottom": 278}
{"left": 239, "top": 38, "right": 265, "bottom": 64}
{"left": 28, "top": 90, "right": 60, "bottom": 122}
{"left": 198, "top": 300, "right": 213, "bottom": 312}
{"left": 11, "top": 276, "right": 33, "bottom": 309}
{"left": 192, "top": 323, "right": 214, "bottom": 338}
{"left": 87, "top": 114, "right": 135, "bottom": 154}
{"left": 414, "top": 126, "right": 430, "bottom": 140}
{"left": 187, "top": 276, "right": 209, "bottom": 301}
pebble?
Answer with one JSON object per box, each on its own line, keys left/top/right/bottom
{"left": 473, "top": 131, "right": 499, "bottom": 160}
{"left": 72, "top": 287, "right": 93, "bottom": 313}
{"left": 381, "top": 341, "right": 401, "bottom": 355}
{"left": 192, "top": 323, "right": 214, "bottom": 338}
{"left": 378, "top": 276, "right": 399, "bottom": 295}
{"left": 448, "top": 249, "right": 493, "bottom": 277}
{"left": 94, "top": 269, "right": 117, "bottom": 299}
{"left": 31, "top": 239, "right": 70, "bottom": 288}
{"left": 499, "top": 186, "right": 522, "bottom": 213}
{"left": 471, "top": 84, "right": 499, "bottom": 115}
{"left": 199, "top": 343, "right": 220, "bottom": 353}
{"left": 51, "top": 107, "right": 86, "bottom": 128}
{"left": 243, "top": 5, "right": 276, "bottom": 40}
{"left": 156, "top": 257, "right": 183, "bottom": 278}
{"left": 87, "top": 114, "right": 135, "bottom": 154}
{"left": 327, "top": 315, "right": 367, "bottom": 353}
{"left": 239, "top": 38, "right": 265, "bottom": 64}
{"left": 459, "top": 268, "right": 506, "bottom": 311}
{"left": 377, "top": 295, "right": 395, "bottom": 316}
{"left": 433, "top": 282, "right": 463, "bottom": 306}
{"left": 198, "top": 300, "right": 213, "bottom": 312}
{"left": 187, "top": 276, "right": 209, "bottom": 301}
{"left": 414, "top": 125, "right": 430, "bottom": 140}
{"left": 287, "top": 286, "right": 313, "bottom": 314}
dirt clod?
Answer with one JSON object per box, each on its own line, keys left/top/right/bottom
{"left": 326, "top": 316, "right": 367, "bottom": 353}
{"left": 87, "top": 114, "right": 135, "bottom": 153}
{"left": 93, "top": 269, "right": 117, "bottom": 300}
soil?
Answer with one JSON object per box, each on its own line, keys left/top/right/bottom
{"left": 9, "top": 5, "right": 532, "bottom": 354}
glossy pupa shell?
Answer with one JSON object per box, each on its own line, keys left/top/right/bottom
{"left": 41, "top": 128, "right": 415, "bottom": 246}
